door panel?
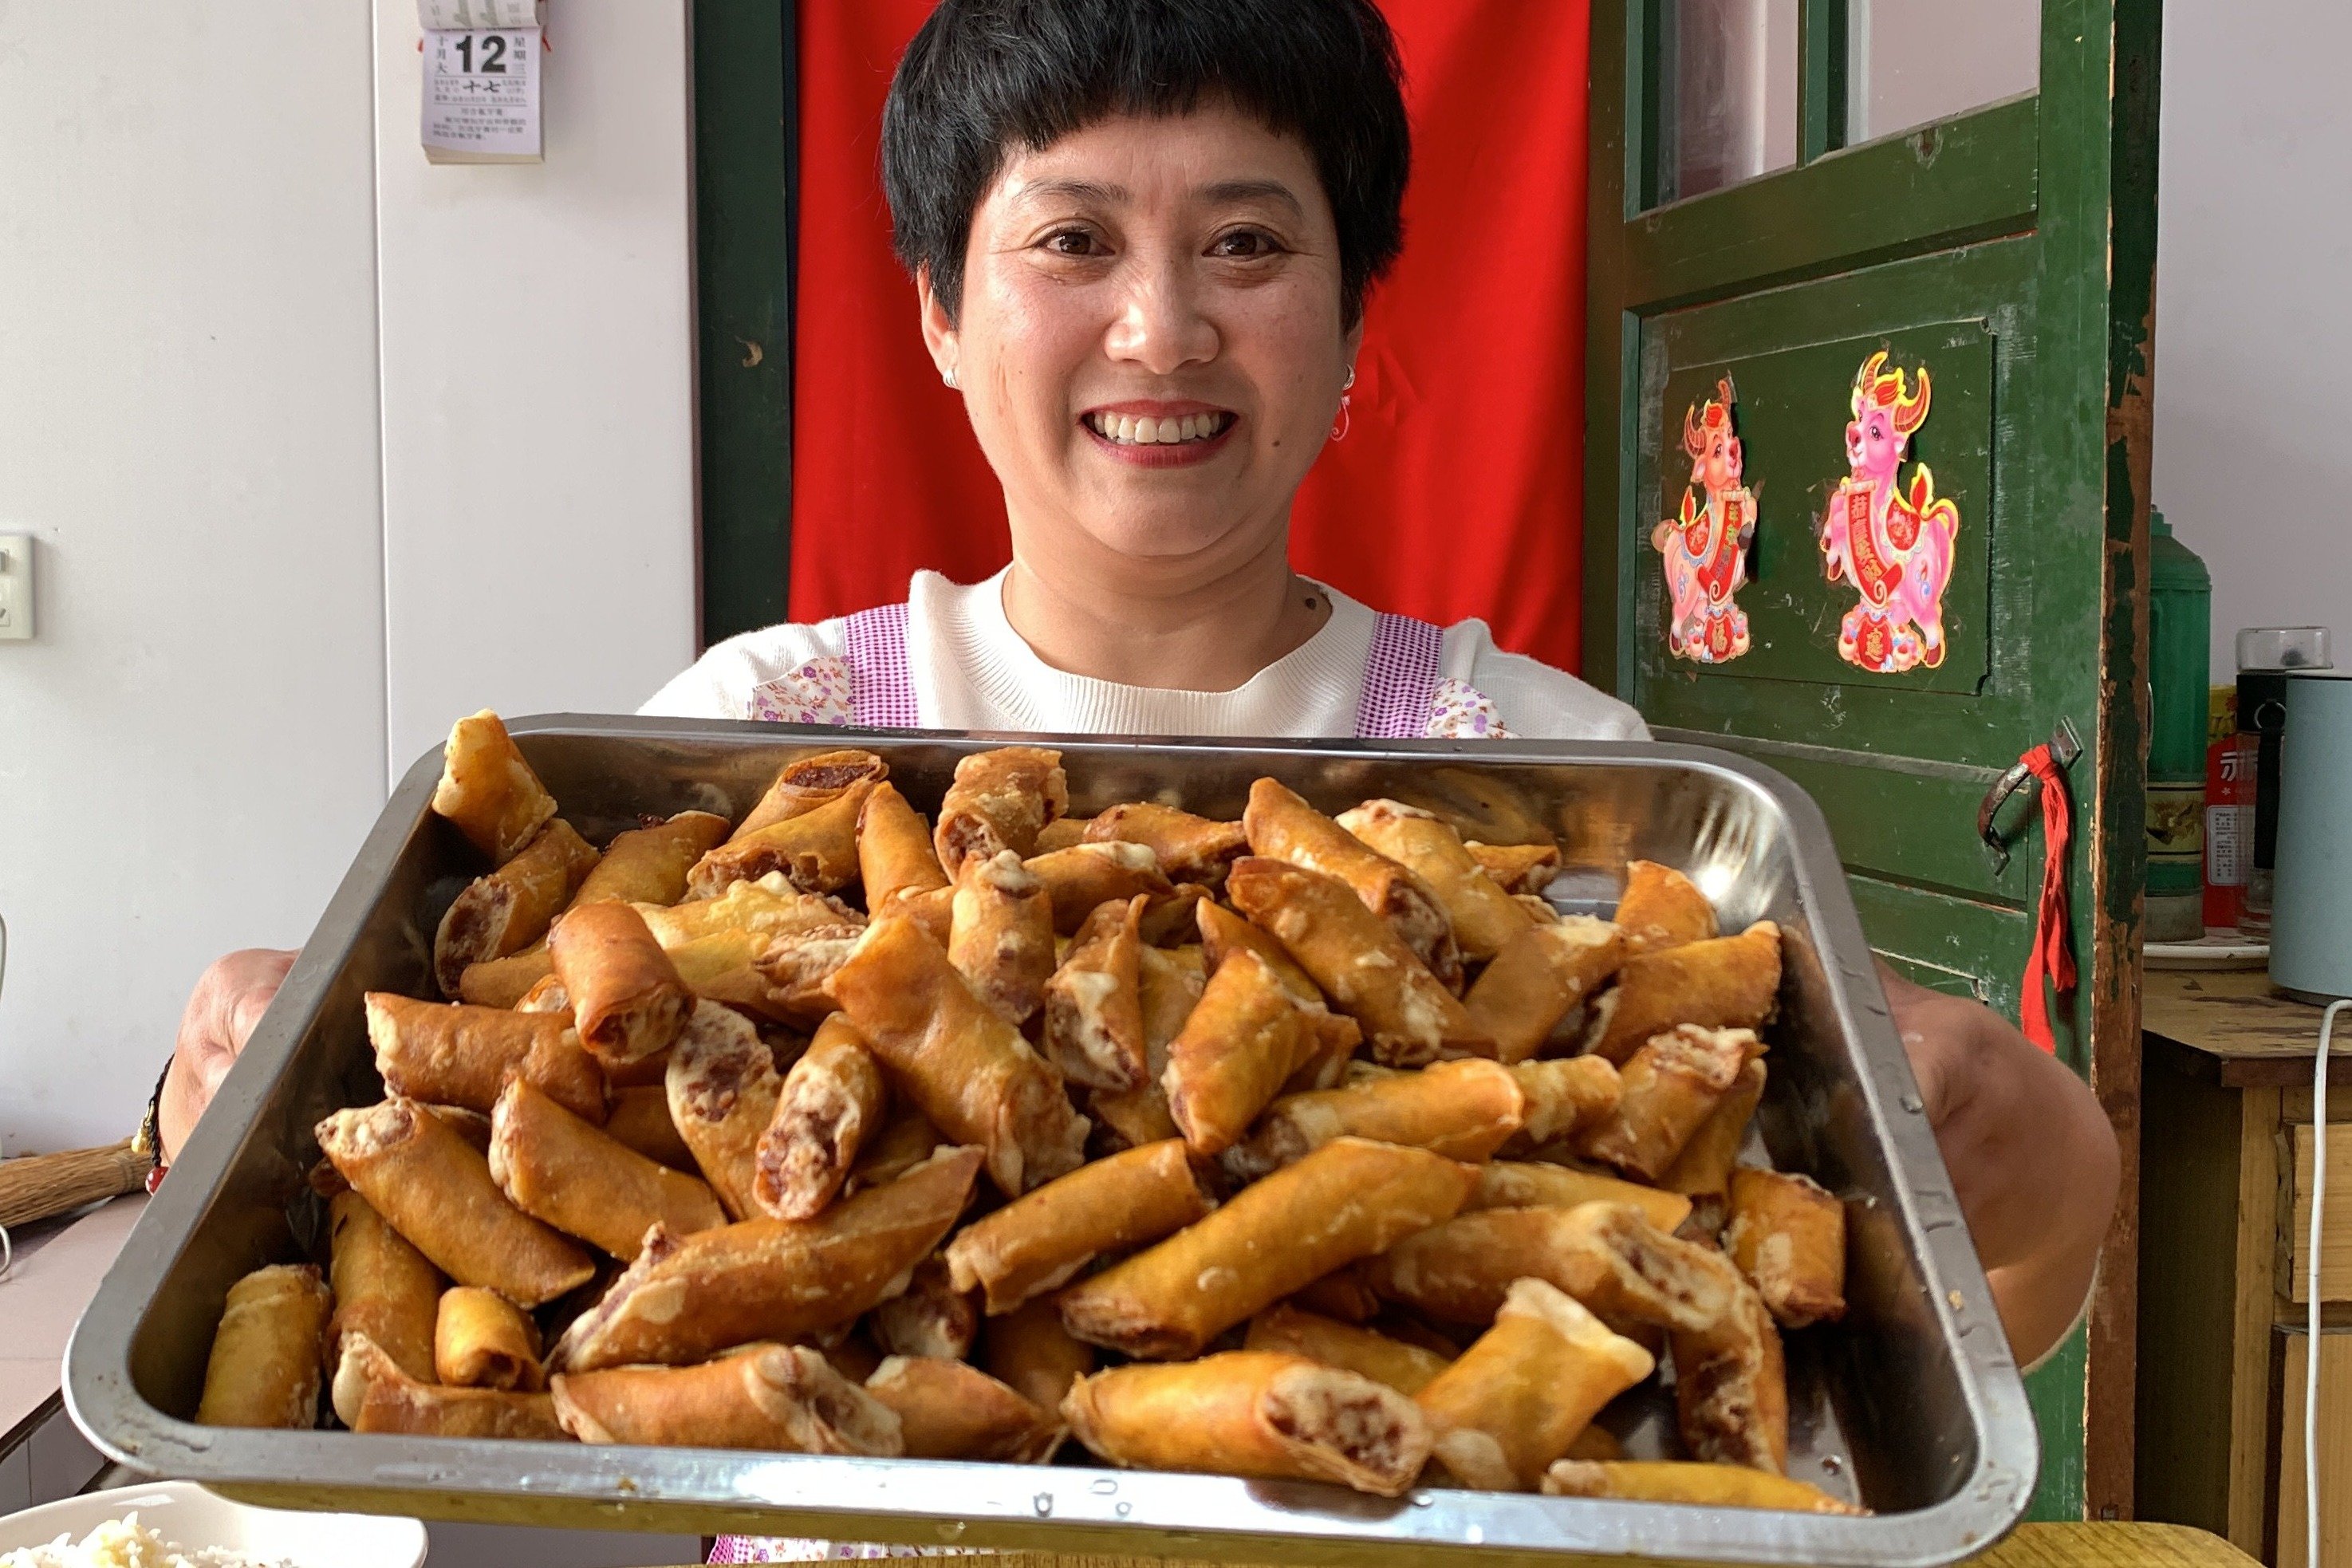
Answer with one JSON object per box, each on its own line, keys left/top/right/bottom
{"left": 1586, "top": 0, "right": 2157, "bottom": 1522}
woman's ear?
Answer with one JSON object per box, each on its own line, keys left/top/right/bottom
{"left": 1341, "top": 318, "right": 1366, "bottom": 380}
{"left": 917, "top": 266, "right": 962, "bottom": 388}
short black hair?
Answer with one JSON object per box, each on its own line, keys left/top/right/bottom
{"left": 881, "top": 0, "right": 1411, "bottom": 329}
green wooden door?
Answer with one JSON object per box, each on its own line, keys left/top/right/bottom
{"left": 1585, "top": 0, "right": 2157, "bottom": 1523}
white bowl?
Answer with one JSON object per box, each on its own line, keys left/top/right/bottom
{"left": 0, "top": 1480, "right": 427, "bottom": 1566}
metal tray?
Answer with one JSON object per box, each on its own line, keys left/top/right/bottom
{"left": 68, "top": 718, "right": 2035, "bottom": 1566}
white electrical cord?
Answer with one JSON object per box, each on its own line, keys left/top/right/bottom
{"left": 2310, "top": 999, "right": 2347, "bottom": 1568}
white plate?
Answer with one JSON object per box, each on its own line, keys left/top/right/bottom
{"left": 0, "top": 1480, "right": 426, "bottom": 1566}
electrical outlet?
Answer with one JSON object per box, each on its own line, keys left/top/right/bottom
{"left": 0, "top": 535, "right": 31, "bottom": 640}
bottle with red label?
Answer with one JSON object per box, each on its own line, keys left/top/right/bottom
{"left": 2203, "top": 685, "right": 2249, "bottom": 931}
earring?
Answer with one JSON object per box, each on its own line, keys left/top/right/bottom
{"left": 943, "top": 365, "right": 959, "bottom": 390}
{"left": 1330, "top": 366, "right": 1356, "bottom": 441}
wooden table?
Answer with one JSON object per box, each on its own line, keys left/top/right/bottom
{"left": 654, "top": 1523, "right": 2259, "bottom": 1568}
{"left": 2138, "top": 968, "right": 2344, "bottom": 1566}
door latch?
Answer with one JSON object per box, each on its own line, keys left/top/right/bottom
{"left": 1976, "top": 718, "right": 2082, "bottom": 874}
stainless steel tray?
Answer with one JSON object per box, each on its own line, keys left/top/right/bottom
{"left": 68, "top": 717, "right": 2035, "bottom": 1566}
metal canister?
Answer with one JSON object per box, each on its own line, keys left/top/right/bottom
{"left": 2271, "top": 670, "right": 2352, "bottom": 1001}
{"left": 2143, "top": 510, "right": 2209, "bottom": 940}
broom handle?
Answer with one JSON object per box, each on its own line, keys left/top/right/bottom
{"left": 0, "top": 1140, "right": 150, "bottom": 1231}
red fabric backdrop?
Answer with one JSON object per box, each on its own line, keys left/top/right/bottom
{"left": 790, "top": 0, "right": 1591, "bottom": 672}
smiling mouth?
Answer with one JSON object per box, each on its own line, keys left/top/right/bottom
{"left": 1084, "top": 410, "right": 1237, "bottom": 447}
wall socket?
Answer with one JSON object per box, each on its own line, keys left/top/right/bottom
{"left": 0, "top": 535, "right": 31, "bottom": 640}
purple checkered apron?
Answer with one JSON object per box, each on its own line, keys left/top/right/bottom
{"left": 710, "top": 602, "right": 1441, "bottom": 1563}
{"left": 829, "top": 601, "right": 1444, "bottom": 735}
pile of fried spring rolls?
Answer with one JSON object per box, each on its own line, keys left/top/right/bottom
{"left": 190, "top": 711, "right": 1863, "bottom": 1516}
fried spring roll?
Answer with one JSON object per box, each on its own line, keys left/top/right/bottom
{"left": 456, "top": 947, "right": 556, "bottom": 1008}
{"left": 1021, "top": 841, "right": 1174, "bottom": 936}
{"left": 1058, "top": 1137, "right": 1478, "bottom": 1360}
{"left": 1335, "top": 800, "right": 1532, "bottom": 963}
{"left": 1614, "top": 861, "right": 1719, "bottom": 955}
{"left": 553, "top": 1342, "right": 902, "bottom": 1455}
{"left": 1196, "top": 899, "right": 1326, "bottom": 1010}
{"left": 735, "top": 750, "right": 889, "bottom": 841}
{"left": 551, "top": 902, "right": 692, "bottom": 1068}
{"left": 1661, "top": 1057, "right": 1768, "bottom": 1204}
{"left": 1578, "top": 1025, "right": 1754, "bottom": 1181}
{"left": 432, "top": 710, "right": 557, "bottom": 864}
{"left": 552, "top": 1144, "right": 983, "bottom": 1371}
{"left": 1033, "top": 816, "right": 1092, "bottom": 853}
{"left": 365, "top": 992, "right": 606, "bottom": 1125}
{"left": 435, "top": 1286, "right": 544, "bottom": 1391}
{"left": 1672, "top": 1278, "right": 1789, "bottom": 1473}
{"left": 857, "top": 779, "right": 950, "bottom": 912}
{"left": 1467, "top": 1161, "right": 1692, "bottom": 1233}
{"left": 984, "top": 1294, "right": 1097, "bottom": 1413}
{"left": 935, "top": 745, "right": 1069, "bottom": 877}
{"left": 1245, "top": 779, "right": 1460, "bottom": 988}
{"left": 666, "top": 1001, "right": 783, "bottom": 1220}
{"left": 317, "top": 1099, "right": 595, "bottom": 1308}
{"left": 1464, "top": 917, "right": 1629, "bottom": 1065}
{"left": 1161, "top": 948, "right": 1324, "bottom": 1156}
{"left": 1724, "top": 1168, "right": 1846, "bottom": 1328}
{"left": 870, "top": 1257, "right": 980, "bottom": 1361}
{"left": 433, "top": 819, "right": 601, "bottom": 996}
{"left": 867, "top": 1356, "right": 1064, "bottom": 1462}
{"left": 1063, "top": 1351, "right": 1432, "bottom": 1498}
{"left": 822, "top": 1330, "right": 886, "bottom": 1385}
{"left": 752, "top": 1014, "right": 888, "bottom": 1219}
{"left": 1542, "top": 1460, "right": 1861, "bottom": 1514}
{"left": 490, "top": 1078, "right": 727, "bottom": 1259}
{"left": 848, "top": 1105, "right": 948, "bottom": 1193}
{"left": 328, "top": 1191, "right": 442, "bottom": 1384}
{"left": 1243, "top": 1303, "right": 1453, "bottom": 1396}
{"left": 1365, "top": 1201, "right": 1735, "bottom": 1334}
{"left": 827, "top": 915, "right": 1089, "bottom": 1196}
{"left": 1223, "top": 1058, "right": 1526, "bottom": 1181}
{"left": 1039, "top": 895, "right": 1150, "bottom": 1093}
{"left": 691, "top": 782, "right": 873, "bottom": 900}
{"left": 1467, "top": 841, "right": 1561, "bottom": 896}
{"left": 603, "top": 1082, "right": 696, "bottom": 1170}
{"left": 944, "top": 1138, "right": 1215, "bottom": 1314}
{"left": 1226, "top": 858, "right": 1489, "bottom": 1066}
{"left": 1084, "top": 802, "right": 1247, "bottom": 888}
{"left": 333, "top": 1332, "right": 566, "bottom": 1440}
{"left": 945, "top": 849, "right": 1056, "bottom": 1028}
{"left": 1290, "top": 1263, "right": 1383, "bottom": 1323}
{"left": 1415, "top": 1278, "right": 1654, "bottom": 1491}
{"left": 195, "top": 1263, "right": 331, "bottom": 1429}
{"left": 1090, "top": 944, "right": 1201, "bottom": 1148}
{"left": 1510, "top": 1055, "right": 1624, "bottom": 1147}
{"left": 1583, "top": 922, "right": 1782, "bottom": 1065}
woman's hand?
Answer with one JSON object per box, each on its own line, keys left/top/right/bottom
{"left": 1877, "top": 961, "right": 2119, "bottom": 1367}
{"left": 158, "top": 949, "right": 297, "bottom": 1164}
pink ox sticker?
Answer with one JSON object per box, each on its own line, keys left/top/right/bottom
{"left": 1818, "top": 350, "right": 1960, "bottom": 674}
{"left": 1653, "top": 376, "right": 1755, "bottom": 664}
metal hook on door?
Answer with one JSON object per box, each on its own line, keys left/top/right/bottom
{"left": 1976, "top": 718, "right": 2083, "bottom": 874}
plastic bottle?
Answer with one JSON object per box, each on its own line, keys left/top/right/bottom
{"left": 2144, "top": 510, "right": 2209, "bottom": 941}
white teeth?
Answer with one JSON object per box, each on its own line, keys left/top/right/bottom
{"left": 1091, "top": 412, "right": 1226, "bottom": 445}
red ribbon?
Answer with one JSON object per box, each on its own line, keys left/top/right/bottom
{"left": 2016, "top": 743, "right": 2077, "bottom": 1052}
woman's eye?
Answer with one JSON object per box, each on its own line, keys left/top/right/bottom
{"left": 1043, "top": 229, "right": 1101, "bottom": 257}
{"left": 1210, "top": 230, "right": 1282, "bottom": 258}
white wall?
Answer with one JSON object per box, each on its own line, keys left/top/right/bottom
{"left": 374, "top": 0, "right": 698, "bottom": 776}
{"left": 0, "top": 3, "right": 699, "bottom": 1154}
{"left": 2154, "top": 0, "right": 2352, "bottom": 672}
{"left": 0, "top": 4, "right": 388, "bottom": 1154}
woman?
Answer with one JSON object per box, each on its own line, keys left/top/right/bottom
{"left": 163, "top": 0, "right": 2114, "bottom": 1519}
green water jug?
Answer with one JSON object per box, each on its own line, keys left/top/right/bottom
{"left": 2146, "top": 508, "right": 2211, "bottom": 940}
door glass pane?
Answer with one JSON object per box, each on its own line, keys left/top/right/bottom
{"left": 1657, "top": 0, "right": 1798, "bottom": 205}
{"left": 1847, "top": 0, "right": 2040, "bottom": 145}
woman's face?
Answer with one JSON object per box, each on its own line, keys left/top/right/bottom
{"left": 923, "top": 104, "right": 1358, "bottom": 580}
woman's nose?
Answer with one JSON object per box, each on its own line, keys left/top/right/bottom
{"left": 1103, "top": 258, "right": 1219, "bottom": 376}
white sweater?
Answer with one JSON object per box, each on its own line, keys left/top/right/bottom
{"left": 642, "top": 569, "right": 1646, "bottom": 741}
